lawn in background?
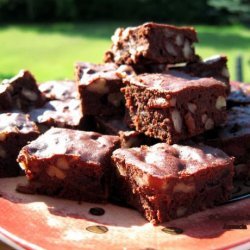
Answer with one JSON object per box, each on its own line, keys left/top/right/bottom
{"left": 0, "top": 22, "right": 250, "bottom": 82}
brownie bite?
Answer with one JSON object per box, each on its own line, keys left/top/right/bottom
{"left": 2, "top": 70, "right": 46, "bottom": 111}
{"left": 17, "top": 128, "right": 120, "bottom": 202}
{"left": 169, "top": 55, "right": 230, "bottom": 93}
{"left": 104, "top": 22, "right": 198, "bottom": 65}
{"left": 75, "top": 62, "right": 125, "bottom": 116}
{"left": 123, "top": 72, "right": 227, "bottom": 144}
{"left": 198, "top": 105, "right": 250, "bottom": 179}
{"left": 29, "top": 99, "right": 91, "bottom": 132}
{"left": 0, "top": 113, "right": 39, "bottom": 177}
{"left": 39, "top": 80, "right": 78, "bottom": 101}
{"left": 95, "top": 115, "right": 158, "bottom": 148}
{"left": 112, "top": 143, "right": 234, "bottom": 225}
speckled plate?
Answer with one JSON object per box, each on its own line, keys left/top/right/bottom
{"left": 0, "top": 177, "right": 249, "bottom": 250}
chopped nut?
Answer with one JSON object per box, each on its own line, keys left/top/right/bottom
{"left": 166, "top": 43, "right": 178, "bottom": 56}
{"left": 116, "top": 164, "right": 127, "bottom": 177}
{"left": 221, "top": 67, "right": 230, "bottom": 78}
{"left": 0, "top": 146, "right": 6, "bottom": 158}
{"left": 173, "top": 182, "right": 195, "bottom": 193}
{"left": 19, "top": 162, "right": 27, "bottom": 170}
{"left": 87, "top": 78, "right": 109, "bottom": 94}
{"left": 134, "top": 174, "right": 149, "bottom": 187}
{"left": 175, "top": 34, "right": 184, "bottom": 46}
{"left": 0, "top": 133, "right": 6, "bottom": 141}
{"left": 148, "top": 97, "right": 169, "bottom": 108}
{"left": 107, "top": 92, "right": 124, "bottom": 107}
{"left": 47, "top": 165, "right": 66, "bottom": 179}
{"left": 116, "top": 65, "right": 135, "bottom": 78}
{"left": 171, "top": 109, "right": 182, "bottom": 133}
{"left": 56, "top": 157, "right": 70, "bottom": 170}
{"left": 205, "top": 118, "right": 214, "bottom": 130}
{"left": 183, "top": 40, "right": 192, "bottom": 59}
{"left": 111, "top": 28, "right": 123, "bottom": 44}
{"left": 201, "top": 114, "right": 208, "bottom": 124}
{"left": 21, "top": 89, "right": 38, "bottom": 101}
{"left": 187, "top": 102, "right": 197, "bottom": 113}
{"left": 215, "top": 96, "right": 226, "bottom": 110}
{"left": 184, "top": 113, "right": 196, "bottom": 134}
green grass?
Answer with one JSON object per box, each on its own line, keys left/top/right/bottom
{"left": 0, "top": 22, "right": 250, "bottom": 82}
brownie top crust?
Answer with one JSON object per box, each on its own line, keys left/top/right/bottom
{"left": 112, "top": 22, "right": 198, "bottom": 44}
{"left": 112, "top": 143, "right": 232, "bottom": 178}
{"left": 0, "top": 113, "right": 39, "bottom": 134}
{"left": 25, "top": 127, "right": 119, "bottom": 162}
{"left": 29, "top": 99, "right": 83, "bottom": 126}
{"left": 125, "top": 73, "right": 226, "bottom": 93}
{"left": 75, "top": 62, "right": 120, "bottom": 84}
{"left": 39, "top": 80, "right": 78, "bottom": 100}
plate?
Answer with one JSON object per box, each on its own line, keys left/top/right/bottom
{"left": 0, "top": 177, "right": 249, "bottom": 250}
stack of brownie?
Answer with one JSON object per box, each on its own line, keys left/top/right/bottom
{"left": 1, "top": 22, "right": 249, "bottom": 225}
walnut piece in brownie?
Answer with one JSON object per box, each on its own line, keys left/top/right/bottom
{"left": 169, "top": 55, "right": 230, "bottom": 93}
{"left": 17, "top": 128, "right": 120, "bottom": 202}
{"left": 39, "top": 80, "right": 78, "bottom": 101}
{"left": 2, "top": 70, "right": 46, "bottom": 111}
{"left": 112, "top": 143, "right": 234, "bottom": 224}
{"left": 227, "top": 81, "right": 250, "bottom": 107}
{"left": 123, "top": 72, "right": 227, "bottom": 144}
{"left": 95, "top": 115, "right": 158, "bottom": 148}
{"left": 29, "top": 99, "right": 92, "bottom": 132}
{"left": 197, "top": 105, "right": 250, "bottom": 180}
{"left": 104, "top": 22, "right": 198, "bottom": 65}
{"left": 75, "top": 62, "right": 125, "bottom": 116}
{"left": 0, "top": 113, "right": 39, "bottom": 177}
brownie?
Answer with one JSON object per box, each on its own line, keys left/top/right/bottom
{"left": 29, "top": 99, "right": 92, "bottom": 132}
{"left": 17, "top": 128, "right": 120, "bottom": 202}
{"left": 75, "top": 62, "right": 125, "bottom": 116}
{"left": 104, "top": 22, "right": 198, "bottom": 65}
{"left": 0, "top": 113, "right": 40, "bottom": 177}
{"left": 95, "top": 115, "right": 158, "bottom": 148}
{"left": 197, "top": 105, "right": 250, "bottom": 180}
{"left": 169, "top": 55, "right": 230, "bottom": 93}
{"left": 2, "top": 70, "right": 46, "bottom": 111}
{"left": 123, "top": 72, "right": 227, "bottom": 144}
{"left": 39, "top": 80, "right": 78, "bottom": 101}
{"left": 227, "top": 81, "right": 250, "bottom": 107}
{"left": 112, "top": 143, "right": 234, "bottom": 224}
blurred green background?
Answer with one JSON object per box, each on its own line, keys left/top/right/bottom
{"left": 0, "top": 0, "right": 250, "bottom": 82}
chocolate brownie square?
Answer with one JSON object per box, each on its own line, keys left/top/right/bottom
{"left": 0, "top": 113, "right": 39, "bottom": 177}
{"left": 29, "top": 99, "right": 92, "bottom": 132}
{"left": 75, "top": 62, "right": 125, "bottom": 116}
{"left": 95, "top": 115, "right": 158, "bottom": 148}
{"left": 39, "top": 80, "right": 78, "bottom": 101}
{"left": 17, "top": 128, "right": 120, "bottom": 202}
{"left": 112, "top": 143, "right": 234, "bottom": 224}
{"left": 104, "top": 22, "right": 198, "bottom": 65}
{"left": 123, "top": 72, "right": 227, "bottom": 144}
{"left": 2, "top": 70, "right": 46, "bottom": 111}
{"left": 197, "top": 105, "right": 250, "bottom": 180}
{"left": 169, "top": 55, "right": 230, "bottom": 93}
